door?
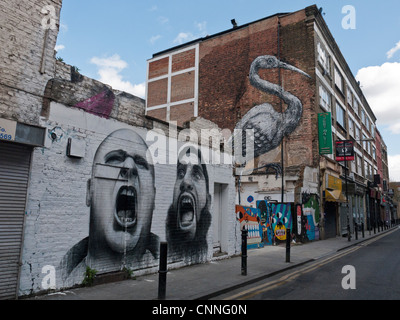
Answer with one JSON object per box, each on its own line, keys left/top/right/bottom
{"left": 213, "top": 184, "right": 222, "bottom": 253}
{"left": 324, "top": 202, "right": 337, "bottom": 239}
{"left": 0, "top": 141, "right": 32, "bottom": 300}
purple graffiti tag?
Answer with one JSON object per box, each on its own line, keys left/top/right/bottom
{"left": 73, "top": 90, "right": 115, "bottom": 119}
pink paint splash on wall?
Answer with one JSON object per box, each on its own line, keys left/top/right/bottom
{"left": 73, "top": 90, "right": 115, "bottom": 119}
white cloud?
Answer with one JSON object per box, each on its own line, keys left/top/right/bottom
{"left": 387, "top": 40, "right": 400, "bottom": 59}
{"left": 173, "top": 21, "right": 208, "bottom": 45}
{"left": 149, "top": 35, "right": 161, "bottom": 45}
{"left": 55, "top": 44, "right": 65, "bottom": 52}
{"left": 173, "top": 32, "right": 195, "bottom": 45}
{"left": 90, "top": 54, "right": 145, "bottom": 98}
{"left": 389, "top": 155, "right": 400, "bottom": 182}
{"left": 356, "top": 62, "right": 400, "bottom": 133}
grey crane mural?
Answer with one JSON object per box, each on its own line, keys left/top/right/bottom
{"left": 235, "top": 55, "right": 311, "bottom": 165}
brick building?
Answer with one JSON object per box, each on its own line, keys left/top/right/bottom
{"left": 146, "top": 5, "right": 387, "bottom": 241}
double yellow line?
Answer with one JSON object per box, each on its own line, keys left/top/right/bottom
{"left": 223, "top": 229, "right": 398, "bottom": 300}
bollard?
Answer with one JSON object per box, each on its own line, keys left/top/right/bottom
{"left": 286, "top": 229, "right": 291, "bottom": 263}
{"left": 158, "top": 242, "right": 168, "bottom": 300}
{"left": 241, "top": 227, "right": 248, "bottom": 276}
{"left": 355, "top": 223, "right": 358, "bottom": 240}
{"left": 362, "top": 223, "right": 365, "bottom": 238}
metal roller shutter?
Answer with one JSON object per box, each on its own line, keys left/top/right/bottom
{"left": 0, "top": 141, "right": 32, "bottom": 300}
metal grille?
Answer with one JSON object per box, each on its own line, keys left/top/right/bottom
{"left": 0, "top": 141, "right": 31, "bottom": 300}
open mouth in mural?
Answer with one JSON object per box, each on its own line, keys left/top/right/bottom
{"left": 178, "top": 193, "right": 195, "bottom": 229}
{"left": 114, "top": 186, "right": 137, "bottom": 228}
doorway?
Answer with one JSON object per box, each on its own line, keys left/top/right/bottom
{"left": 213, "top": 183, "right": 228, "bottom": 255}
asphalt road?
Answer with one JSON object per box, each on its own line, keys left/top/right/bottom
{"left": 214, "top": 228, "right": 400, "bottom": 300}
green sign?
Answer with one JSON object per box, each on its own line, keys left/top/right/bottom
{"left": 318, "top": 112, "right": 333, "bottom": 155}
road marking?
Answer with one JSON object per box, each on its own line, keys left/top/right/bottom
{"left": 223, "top": 229, "right": 399, "bottom": 300}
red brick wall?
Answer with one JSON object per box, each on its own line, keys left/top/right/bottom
{"left": 197, "top": 10, "right": 317, "bottom": 167}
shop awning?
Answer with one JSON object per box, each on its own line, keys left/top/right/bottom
{"left": 325, "top": 189, "right": 347, "bottom": 203}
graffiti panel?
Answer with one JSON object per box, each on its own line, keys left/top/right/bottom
{"left": 270, "top": 203, "right": 293, "bottom": 243}
{"left": 256, "top": 200, "right": 274, "bottom": 245}
{"left": 302, "top": 193, "right": 320, "bottom": 241}
{"left": 235, "top": 205, "right": 263, "bottom": 249}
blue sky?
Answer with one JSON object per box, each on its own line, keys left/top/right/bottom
{"left": 56, "top": 0, "right": 400, "bottom": 180}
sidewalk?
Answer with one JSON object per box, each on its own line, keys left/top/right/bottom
{"left": 26, "top": 228, "right": 397, "bottom": 300}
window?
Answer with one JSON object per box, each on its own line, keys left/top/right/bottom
{"left": 364, "top": 161, "right": 368, "bottom": 177}
{"left": 336, "top": 102, "right": 346, "bottom": 129}
{"left": 347, "top": 87, "right": 352, "bottom": 106}
{"left": 353, "top": 98, "right": 359, "bottom": 113}
{"left": 349, "top": 118, "right": 355, "bottom": 137}
{"left": 334, "top": 66, "right": 344, "bottom": 92}
{"left": 317, "top": 42, "right": 330, "bottom": 74}
{"left": 319, "top": 85, "right": 331, "bottom": 111}
{"left": 363, "top": 134, "right": 367, "bottom": 150}
{"left": 373, "top": 147, "right": 376, "bottom": 160}
{"left": 355, "top": 126, "right": 361, "bottom": 142}
{"left": 361, "top": 109, "right": 365, "bottom": 124}
{"left": 357, "top": 156, "right": 362, "bottom": 175}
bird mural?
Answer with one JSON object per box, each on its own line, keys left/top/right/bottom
{"left": 235, "top": 55, "right": 311, "bottom": 163}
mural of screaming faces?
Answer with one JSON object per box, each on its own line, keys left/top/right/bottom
{"left": 60, "top": 129, "right": 160, "bottom": 281}
{"left": 166, "top": 144, "right": 212, "bottom": 264}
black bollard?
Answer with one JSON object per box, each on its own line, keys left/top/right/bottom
{"left": 158, "top": 242, "right": 168, "bottom": 300}
{"left": 286, "top": 229, "right": 291, "bottom": 263}
{"left": 355, "top": 223, "right": 358, "bottom": 240}
{"left": 241, "top": 227, "right": 248, "bottom": 276}
{"left": 362, "top": 223, "right": 365, "bottom": 238}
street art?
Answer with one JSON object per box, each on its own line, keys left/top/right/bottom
{"left": 73, "top": 89, "right": 115, "bottom": 119}
{"left": 60, "top": 129, "right": 160, "bottom": 282}
{"left": 302, "top": 193, "right": 320, "bottom": 241}
{"left": 236, "top": 205, "right": 263, "bottom": 249}
{"left": 270, "top": 203, "right": 293, "bottom": 243}
{"left": 256, "top": 200, "right": 274, "bottom": 245}
{"left": 166, "top": 145, "right": 212, "bottom": 264}
{"left": 235, "top": 55, "right": 310, "bottom": 163}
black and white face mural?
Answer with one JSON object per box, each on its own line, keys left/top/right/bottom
{"left": 60, "top": 129, "right": 159, "bottom": 280}
{"left": 235, "top": 55, "right": 310, "bottom": 170}
{"left": 166, "top": 145, "right": 212, "bottom": 264}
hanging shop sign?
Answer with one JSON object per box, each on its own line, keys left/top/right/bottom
{"left": 336, "top": 140, "right": 354, "bottom": 161}
{"left": 318, "top": 113, "right": 333, "bottom": 155}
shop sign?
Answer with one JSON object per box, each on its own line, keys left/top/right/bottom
{"left": 318, "top": 113, "right": 333, "bottom": 155}
{"left": 336, "top": 140, "right": 354, "bottom": 161}
{"left": 0, "top": 118, "right": 16, "bottom": 142}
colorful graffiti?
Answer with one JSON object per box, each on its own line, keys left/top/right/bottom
{"left": 302, "top": 193, "right": 320, "bottom": 241}
{"left": 235, "top": 205, "right": 263, "bottom": 249}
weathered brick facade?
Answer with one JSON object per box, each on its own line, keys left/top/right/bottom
{"left": 147, "top": 8, "right": 319, "bottom": 204}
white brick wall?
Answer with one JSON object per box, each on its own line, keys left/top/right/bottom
{"left": 18, "top": 102, "right": 239, "bottom": 296}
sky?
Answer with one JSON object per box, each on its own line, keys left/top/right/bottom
{"left": 55, "top": 0, "right": 400, "bottom": 181}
